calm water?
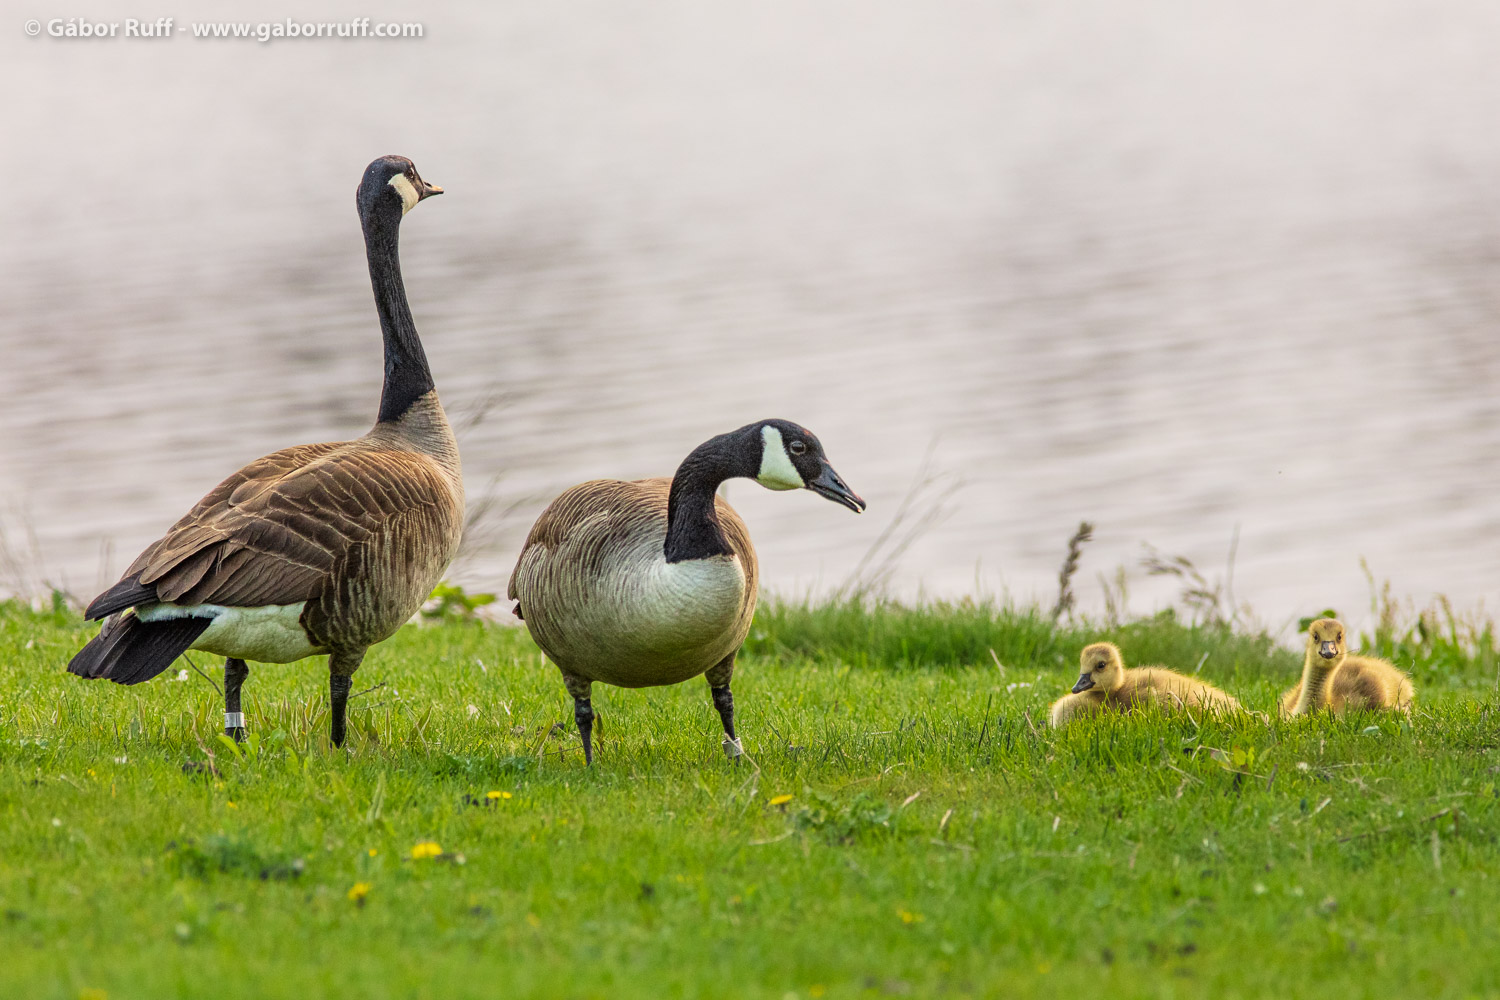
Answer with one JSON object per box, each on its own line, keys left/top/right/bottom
{"left": 6, "top": 1, "right": 1500, "bottom": 633}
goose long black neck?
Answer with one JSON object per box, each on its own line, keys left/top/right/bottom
{"left": 364, "top": 208, "right": 434, "bottom": 424}
{"left": 664, "top": 431, "right": 754, "bottom": 563}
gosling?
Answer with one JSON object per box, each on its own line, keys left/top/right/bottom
{"left": 1049, "top": 642, "right": 1244, "bottom": 727}
{"left": 1280, "top": 618, "right": 1414, "bottom": 716}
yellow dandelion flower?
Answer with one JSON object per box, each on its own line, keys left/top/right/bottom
{"left": 410, "top": 841, "right": 443, "bottom": 860}
{"left": 486, "top": 790, "right": 512, "bottom": 800}
{"left": 225, "top": 801, "right": 238, "bottom": 810}
{"left": 347, "top": 882, "right": 372, "bottom": 904}
{"left": 87, "top": 769, "right": 96, "bottom": 778}
{"left": 768, "top": 794, "right": 794, "bottom": 806}
{"left": 525, "top": 912, "right": 541, "bottom": 928}
{"left": 898, "top": 909, "right": 924, "bottom": 924}
{"left": 368, "top": 848, "right": 378, "bottom": 857}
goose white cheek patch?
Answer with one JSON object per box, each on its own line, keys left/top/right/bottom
{"left": 388, "top": 173, "right": 420, "bottom": 215}
{"left": 756, "top": 425, "right": 803, "bottom": 490}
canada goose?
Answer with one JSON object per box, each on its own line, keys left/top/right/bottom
{"left": 508, "top": 419, "right": 864, "bottom": 764}
{"left": 68, "top": 155, "right": 464, "bottom": 748}
{"left": 1280, "top": 618, "right": 1414, "bottom": 716}
{"left": 1048, "top": 642, "right": 1243, "bottom": 727}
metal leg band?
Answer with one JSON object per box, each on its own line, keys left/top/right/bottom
{"left": 224, "top": 712, "right": 245, "bottom": 729}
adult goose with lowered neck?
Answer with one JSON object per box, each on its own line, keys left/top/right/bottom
{"left": 508, "top": 419, "right": 865, "bottom": 764}
{"left": 68, "top": 155, "right": 464, "bottom": 748}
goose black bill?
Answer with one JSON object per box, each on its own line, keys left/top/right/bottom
{"left": 807, "top": 463, "right": 866, "bottom": 513}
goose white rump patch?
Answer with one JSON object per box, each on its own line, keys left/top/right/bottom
{"left": 137, "top": 602, "right": 321, "bottom": 663}
{"left": 756, "top": 425, "right": 802, "bottom": 490}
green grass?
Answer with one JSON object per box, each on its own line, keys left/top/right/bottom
{"left": 2, "top": 596, "right": 1499, "bottom": 999}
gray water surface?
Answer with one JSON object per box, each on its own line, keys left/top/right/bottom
{"left": 6, "top": 1, "right": 1500, "bottom": 632}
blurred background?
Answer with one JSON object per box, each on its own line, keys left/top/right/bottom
{"left": 5, "top": 1, "right": 1499, "bottom": 633}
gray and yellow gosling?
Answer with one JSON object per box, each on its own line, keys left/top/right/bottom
{"left": 1280, "top": 618, "right": 1414, "bottom": 716}
{"left": 1049, "top": 642, "right": 1243, "bottom": 727}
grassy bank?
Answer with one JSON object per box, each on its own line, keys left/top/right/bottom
{"left": 2, "top": 595, "right": 1498, "bottom": 999}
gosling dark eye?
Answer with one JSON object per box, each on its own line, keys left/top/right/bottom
{"left": 789, "top": 440, "right": 807, "bottom": 456}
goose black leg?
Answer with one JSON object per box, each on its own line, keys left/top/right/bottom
{"left": 328, "top": 650, "right": 365, "bottom": 749}
{"left": 705, "top": 651, "right": 743, "bottom": 760}
{"left": 574, "top": 697, "right": 596, "bottom": 765}
{"left": 561, "top": 671, "right": 595, "bottom": 765}
{"left": 330, "top": 672, "right": 352, "bottom": 748}
{"left": 223, "top": 658, "right": 249, "bottom": 742}
{"left": 711, "top": 685, "right": 741, "bottom": 756}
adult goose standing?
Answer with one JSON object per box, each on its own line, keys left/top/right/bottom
{"left": 508, "top": 419, "right": 865, "bottom": 764}
{"left": 68, "top": 155, "right": 464, "bottom": 748}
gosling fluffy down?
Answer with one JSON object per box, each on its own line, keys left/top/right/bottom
{"left": 1049, "top": 642, "right": 1244, "bottom": 727}
{"left": 1280, "top": 618, "right": 1414, "bottom": 716}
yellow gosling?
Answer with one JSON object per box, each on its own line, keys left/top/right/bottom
{"left": 1280, "top": 618, "right": 1414, "bottom": 716}
{"left": 1049, "top": 642, "right": 1243, "bottom": 727}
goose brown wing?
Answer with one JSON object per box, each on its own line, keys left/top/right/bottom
{"left": 506, "top": 477, "right": 758, "bottom": 610}
{"left": 90, "top": 441, "right": 452, "bottom": 616}
{"left": 508, "top": 480, "right": 669, "bottom": 604}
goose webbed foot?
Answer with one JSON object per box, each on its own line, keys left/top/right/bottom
{"left": 224, "top": 658, "right": 249, "bottom": 743}
{"left": 711, "top": 685, "right": 743, "bottom": 761}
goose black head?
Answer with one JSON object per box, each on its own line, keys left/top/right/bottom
{"left": 1305, "top": 618, "right": 1346, "bottom": 667}
{"left": 1073, "top": 642, "right": 1124, "bottom": 694}
{"left": 751, "top": 419, "right": 866, "bottom": 513}
{"left": 356, "top": 155, "right": 442, "bottom": 222}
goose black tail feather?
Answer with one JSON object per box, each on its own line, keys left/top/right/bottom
{"left": 85, "top": 577, "right": 159, "bottom": 621}
{"left": 68, "top": 613, "right": 212, "bottom": 685}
